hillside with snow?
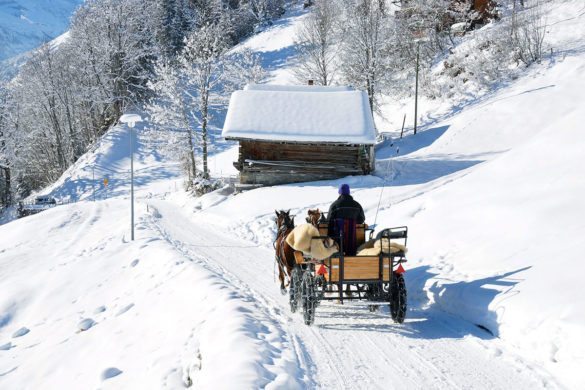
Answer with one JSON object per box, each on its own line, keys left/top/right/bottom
{"left": 0, "top": 0, "right": 82, "bottom": 62}
{"left": 2, "top": 1, "right": 585, "bottom": 389}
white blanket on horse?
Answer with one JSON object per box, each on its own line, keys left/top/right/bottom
{"left": 285, "top": 224, "right": 338, "bottom": 260}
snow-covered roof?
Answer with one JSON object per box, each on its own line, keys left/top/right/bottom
{"left": 222, "top": 85, "right": 376, "bottom": 144}
{"left": 244, "top": 84, "right": 354, "bottom": 92}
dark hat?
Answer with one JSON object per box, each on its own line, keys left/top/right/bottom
{"left": 338, "top": 183, "right": 350, "bottom": 195}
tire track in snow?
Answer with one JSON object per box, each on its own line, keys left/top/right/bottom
{"left": 143, "top": 202, "right": 315, "bottom": 389}
{"left": 143, "top": 199, "right": 556, "bottom": 390}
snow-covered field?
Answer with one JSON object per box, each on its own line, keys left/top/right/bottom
{"left": 2, "top": 1, "right": 585, "bottom": 389}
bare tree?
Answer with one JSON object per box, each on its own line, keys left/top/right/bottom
{"left": 339, "top": 0, "right": 393, "bottom": 113}
{"left": 293, "top": 0, "right": 339, "bottom": 85}
{"left": 511, "top": 0, "right": 547, "bottom": 65}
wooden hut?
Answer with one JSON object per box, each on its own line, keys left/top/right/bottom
{"left": 222, "top": 84, "right": 377, "bottom": 186}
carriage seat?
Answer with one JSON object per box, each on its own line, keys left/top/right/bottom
{"left": 356, "top": 239, "right": 407, "bottom": 257}
{"left": 317, "top": 223, "right": 368, "bottom": 251}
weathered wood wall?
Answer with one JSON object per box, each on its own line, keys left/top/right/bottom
{"left": 232, "top": 140, "right": 374, "bottom": 186}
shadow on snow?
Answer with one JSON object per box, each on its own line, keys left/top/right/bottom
{"left": 315, "top": 265, "right": 531, "bottom": 341}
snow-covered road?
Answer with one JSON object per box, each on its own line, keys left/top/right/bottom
{"left": 145, "top": 198, "right": 559, "bottom": 389}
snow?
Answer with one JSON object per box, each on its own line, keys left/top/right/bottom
{"left": 0, "top": 200, "right": 302, "bottom": 388}
{"left": 2, "top": 1, "right": 585, "bottom": 389}
{"left": 0, "top": 0, "right": 83, "bottom": 61}
{"left": 244, "top": 84, "right": 353, "bottom": 92}
{"left": 77, "top": 318, "right": 96, "bottom": 332}
{"left": 101, "top": 367, "right": 123, "bottom": 380}
{"left": 222, "top": 87, "right": 376, "bottom": 144}
{"left": 11, "top": 327, "right": 29, "bottom": 338}
{"left": 119, "top": 114, "right": 143, "bottom": 125}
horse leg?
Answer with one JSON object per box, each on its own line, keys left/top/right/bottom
{"left": 277, "top": 259, "right": 287, "bottom": 295}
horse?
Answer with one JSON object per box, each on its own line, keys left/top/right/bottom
{"left": 305, "top": 208, "right": 321, "bottom": 226}
{"left": 306, "top": 208, "right": 328, "bottom": 226}
{"left": 274, "top": 210, "right": 296, "bottom": 295}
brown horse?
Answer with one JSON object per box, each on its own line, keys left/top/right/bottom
{"left": 274, "top": 210, "right": 296, "bottom": 295}
{"left": 305, "top": 208, "right": 321, "bottom": 226}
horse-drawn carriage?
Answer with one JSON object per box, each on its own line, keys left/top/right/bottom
{"left": 275, "top": 210, "right": 408, "bottom": 326}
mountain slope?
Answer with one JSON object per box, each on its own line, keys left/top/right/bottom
{"left": 0, "top": 0, "right": 83, "bottom": 61}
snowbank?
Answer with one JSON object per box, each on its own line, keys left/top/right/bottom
{"left": 0, "top": 201, "right": 301, "bottom": 388}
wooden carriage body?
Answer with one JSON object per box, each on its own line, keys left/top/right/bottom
{"left": 295, "top": 223, "right": 408, "bottom": 305}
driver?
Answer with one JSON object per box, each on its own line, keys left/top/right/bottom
{"left": 327, "top": 183, "right": 365, "bottom": 255}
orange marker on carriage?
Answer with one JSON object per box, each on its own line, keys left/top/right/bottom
{"left": 395, "top": 264, "right": 406, "bottom": 274}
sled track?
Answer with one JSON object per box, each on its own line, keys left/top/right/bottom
{"left": 144, "top": 204, "right": 317, "bottom": 388}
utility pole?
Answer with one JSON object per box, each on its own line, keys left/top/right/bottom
{"left": 414, "top": 41, "right": 420, "bottom": 135}
{"left": 120, "top": 114, "right": 142, "bottom": 242}
{"left": 130, "top": 124, "right": 134, "bottom": 241}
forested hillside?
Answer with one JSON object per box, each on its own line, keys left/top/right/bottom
{"left": 1, "top": 0, "right": 550, "bottom": 207}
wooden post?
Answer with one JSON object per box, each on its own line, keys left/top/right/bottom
{"left": 400, "top": 114, "right": 406, "bottom": 139}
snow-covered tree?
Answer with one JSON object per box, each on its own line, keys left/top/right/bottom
{"left": 293, "top": 0, "right": 339, "bottom": 85}
{"left": 153, "top": 0, "right": 197, "bottom": 57}
{"left": 246, "top": 0, "right": 286, "bottom": 26}
{"left": 0, "top": 0, "right": 281, "bottom": 195}
{"left": 146, "top": 59, "right": 198, "bottom": 180}
{"left": 224, "top": 49, "right": 267, "bottom": 91}
{"left": 180, "top": 21, "right": 232, "bottom": 179}
{"left": 339, "top": 0, "right": 394, "bottom": 113}
{"left": 0, "top": 84, "right": 12, "bottom": 206}
{"left": 511, "top": 0, "right": 547, "bottom": 65}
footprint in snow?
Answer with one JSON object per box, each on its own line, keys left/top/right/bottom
{"left": 0, "top": 342, "right": 13, "bottom": 351}
{"left": 130, "top": 259, "right": 139, "bottom": 267}
{"left": 12, "top": 327, "right": 30, "bottom": 338}
{"left": 77, "top": 318, "right": 96, "bottom": 332}
{"left": 94, "top": 306, "right": 106, "bottom": 314}
{"left": 116, "top": 304, "right": 134, "bottom": 316}
{"left": 101, "top": 367, "right": 123, "bottom": 380}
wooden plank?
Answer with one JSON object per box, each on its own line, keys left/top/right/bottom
{"left": 240, "top": 171, "right": 359, "bottom": 186}
{"left": 328, "top": 258, "right": 340, "bottom": 282}
{"left": 327, "top": 256, "right": 392, "bottom": 282}
{"left": 343, "top": 257, "right": 379, "bottom": 280}
{"left": 241, "top": 142, "right": 361, "bottom": 163}
{"left": 236, "top": 140, "right": 371, "bottom": 185}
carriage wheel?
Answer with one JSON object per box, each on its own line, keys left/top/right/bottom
{"left": 301, "top": 270, "right": 317, "bottom": 326}
{"left": 314, "top": 275, "right": 325, "bottom": 305}
{"left": 390, "top": 273, "right": 407, "bottom": 323}
{"left": 289, "top": 266, "right": 302, "bottom": 313}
